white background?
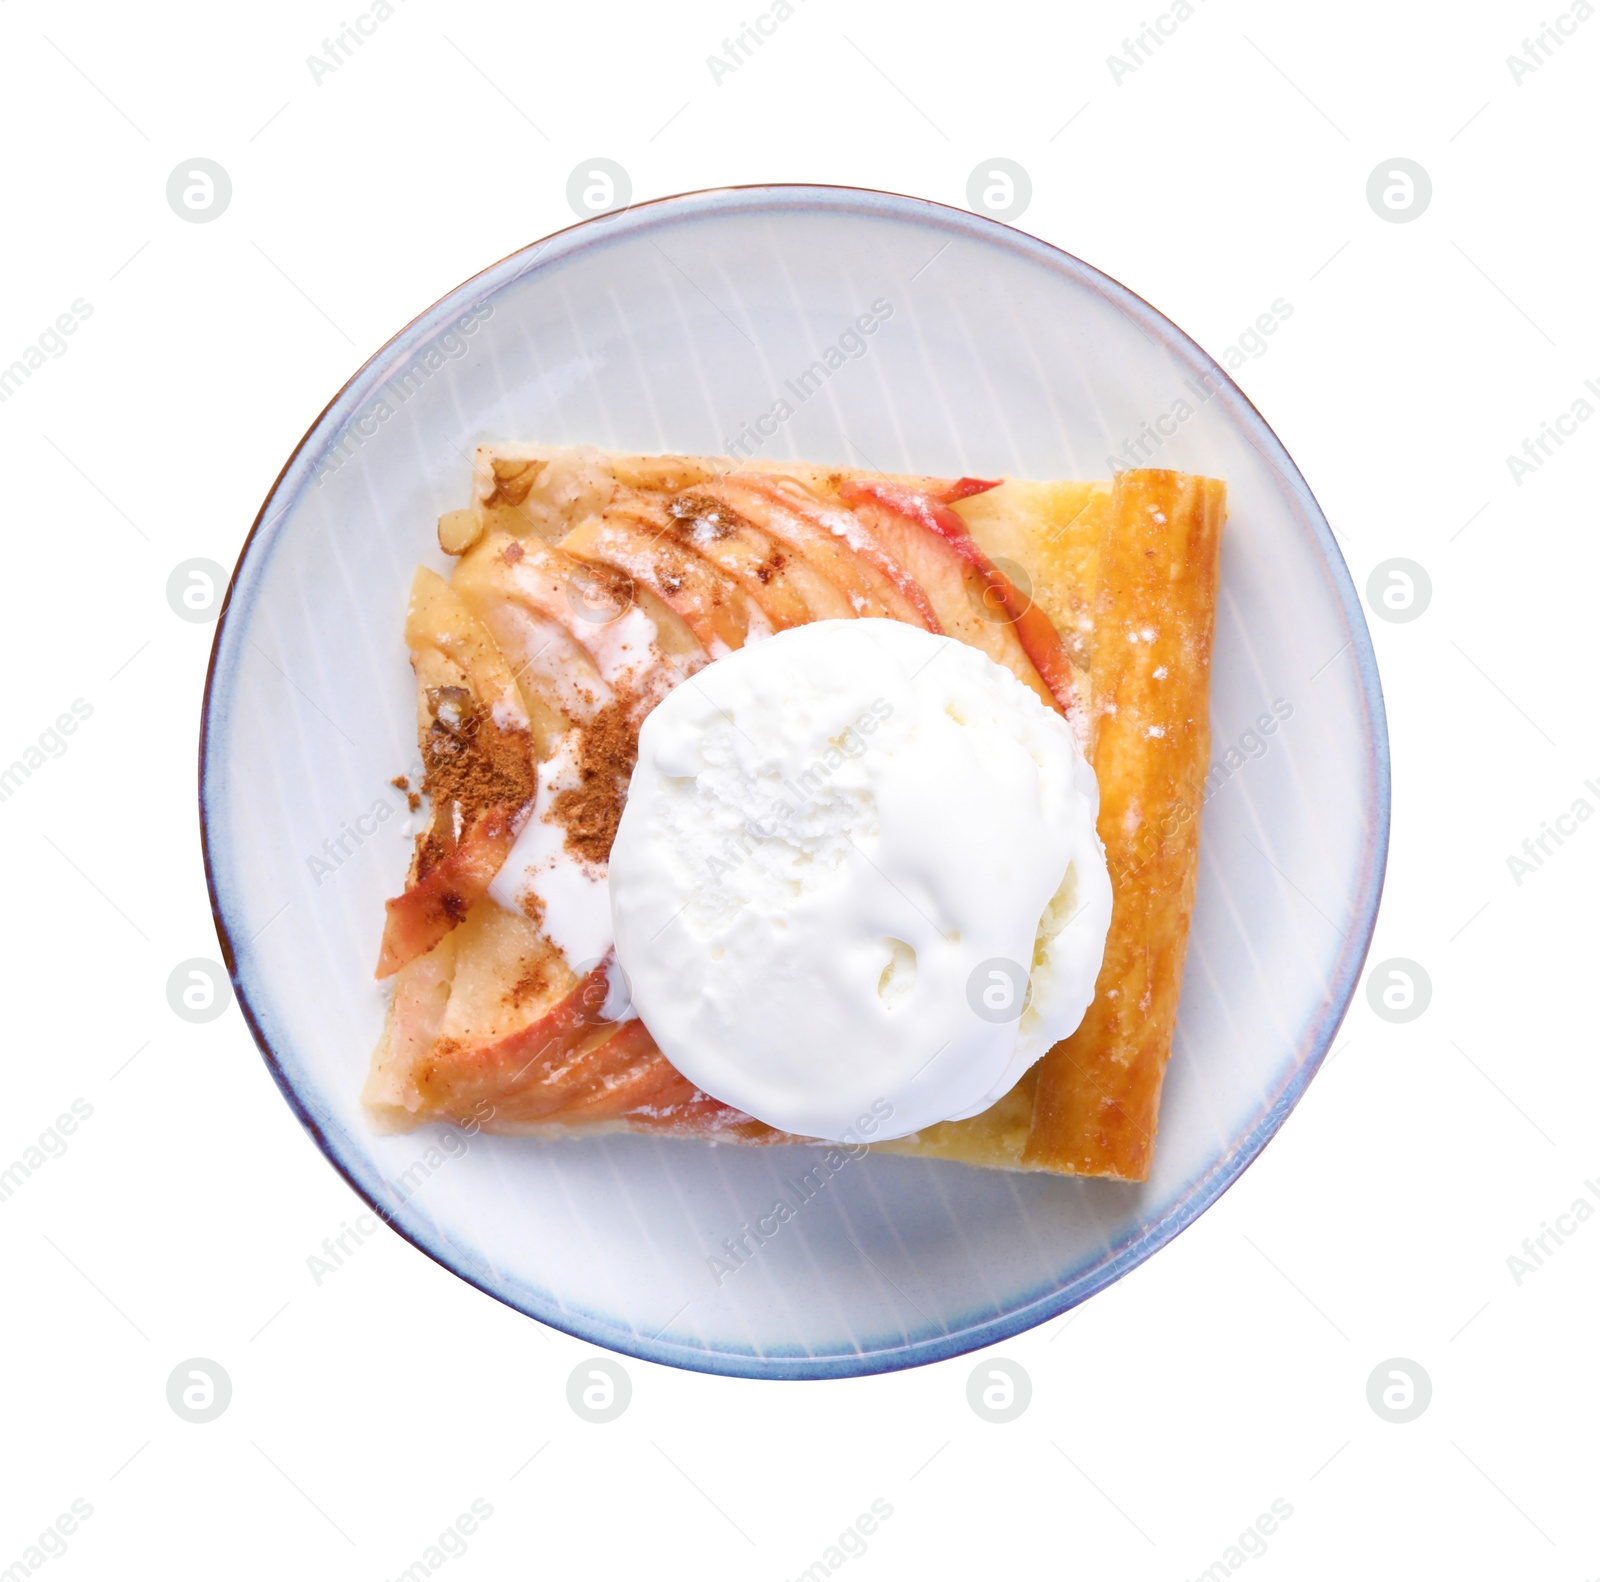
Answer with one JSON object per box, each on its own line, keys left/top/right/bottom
{"left": 2, "top": 0, "right": 1597, "bottom": 1578}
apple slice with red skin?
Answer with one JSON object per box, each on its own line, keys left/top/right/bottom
{"left": 407, "top": 955, "right": 621, "bottom": 1117}
{"left": 621, "top": 1087, "right": 778, "bottom": 1141}
{"left": 487, "top": 1017, "right": 782, "bottom": 1136}
{"left": 839, "top": 478, "right": 1085, "bottom": 723}
{"left": 695, "top": 475, "right": 936, "bottom": 628}
{"left": 376, "top": 805, "right": 524, "bottom": 979}
{"left": 832, "top": 480, "right": 1058, "bottom": 713}
{"left": 560, "top": 507, "right": 772, "bottom": 656}
{"left": 365, "top": 931, "right": 459, "bottom": 1114}
{"left": 650, "top": 490, "right": 858, "bottom": 628}
{"left": 376, "top": 900, "right": 569, "bottom": 1107}
{"left": 378, "top": 571, "right": 540, "bottom": 978}
{"left": 937, "top": 476, "right": 1004, "bottom": 504}
{"left": 454, "top": 531, "right": 704, "bottom": 713}
{"left": 452, "top": 568, "right": 611, "bottom": 729}
{"left": 920, "top": 481, "right": 1084, "bottom": 719}
{"left": 554, "top": 1022, "right": 724, "bottom": 1124}
{"left": 488, "top": 1018, "right": 689, "bottom": 1125}
{"left": 377, "top": 917, "right": 776, "bottom": 1136}
{"left": 740, "top": 474, "right": 944, "bottom": 632}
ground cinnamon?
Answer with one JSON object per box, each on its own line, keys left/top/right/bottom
{"left": 415, "top": 685, "right": 535, "bottom": 879}
{"left": 507, "top": 956, "right": 554, "bottom": 1007}
{"left": 550, "top": 694, "right": 638, "bottom": 866}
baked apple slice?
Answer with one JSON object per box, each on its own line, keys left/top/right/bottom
{"left": 648, "top": 489, "right": 858, "bottom": 628}
{"left": 369, "top": 900, "right": 772, "bottom": 1138}
{"left": 451, "top": 558, "right": 611, "bottom": 727}
{"left": 375, "top": 571, "right": 539, "bottom": 978}
{"left": 840, "top": 478, "right": 1085, "bottom": 725}
{"left": 559, "top": 507, "right": 773, "bottom": 657}
{"left": 732, "top": 472, "right": 942, "bottom": 631}
{"left": 832, "top": 481, "right": 1060, "bottom": 712}
{"left": 452, "top": 530, "right": 705, "bottom": 713}
{"left": 692, "top": 475, "right": 925, "bottom": 625}
{"left": 371, "top": 900, "right": 599, "bottom": 1118}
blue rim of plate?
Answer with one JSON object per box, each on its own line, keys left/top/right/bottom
{"left": 200, "top": 182, "right": 1390, "bottom": 1380}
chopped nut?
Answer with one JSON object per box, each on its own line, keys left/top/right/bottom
{"left": 438, "top": 507, "right": 485, "bottom": 556}
{"left": 489, "top": 458, "right": 543, "bottom": 507}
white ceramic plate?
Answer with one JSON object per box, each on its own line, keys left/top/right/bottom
{"left": 202, "top": 185, "right": 1387, "bottom": 1378}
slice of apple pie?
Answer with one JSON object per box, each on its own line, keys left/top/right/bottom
{"left": 363, "top": 447, "right": 1225, "bottom": 1181}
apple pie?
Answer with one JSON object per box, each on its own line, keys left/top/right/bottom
{"left": 363, "top": 446, "right": 1225, "bottom": 1181}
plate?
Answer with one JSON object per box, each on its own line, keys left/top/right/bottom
{"left": 202, "top": 184, "right": 1388, "bottom": 1379}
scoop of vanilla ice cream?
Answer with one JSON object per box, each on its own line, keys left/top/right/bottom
{"left": 607, "top": 618, "right": 1112, "bottom": 1142}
